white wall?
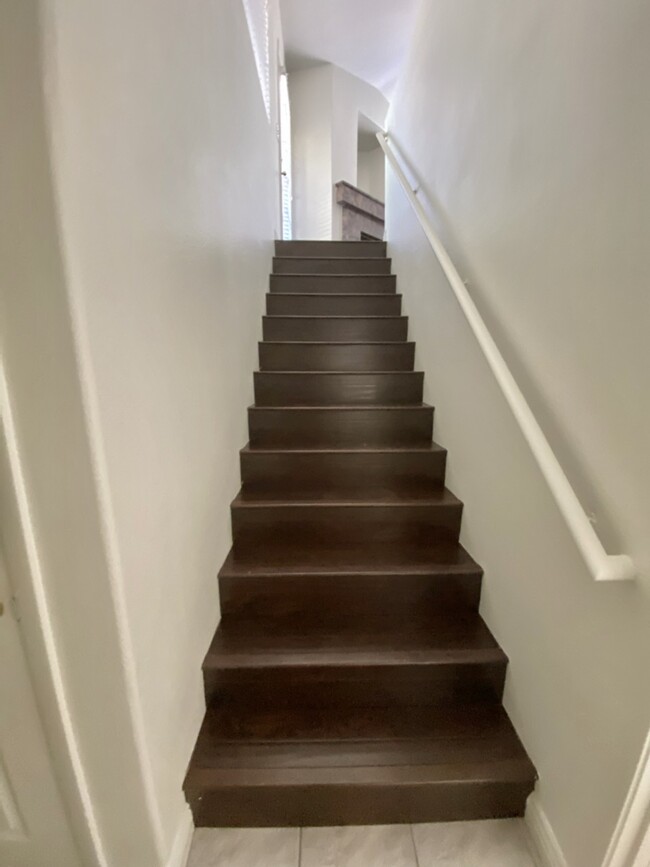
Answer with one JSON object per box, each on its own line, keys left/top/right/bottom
{"left": 385, "top": 2, "right": 650, "bottom": 866}
{"left": 289, "top": 65, "right": 334, "bottom": 240}
{"left": 331, "top": 68, "right": 388, "bottom": 238}
{"left": 289, "top": 64, "right": 387, "bottom": 238}
{"left": 357, "top": 146, "right": 385, "bottom": 202}
{"left": 330, "top": 67, "right": 388, "bottom": 186}
{"left": 1, "top": 1, "right": 166, "bottom": 863}
{"left": 2, "top": 0, "right": 280, "bottom": 863}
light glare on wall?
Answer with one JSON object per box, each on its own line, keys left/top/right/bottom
{"left": 242, "top": 0, "right": 271, "bottom": 121}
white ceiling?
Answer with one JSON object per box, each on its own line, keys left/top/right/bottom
{"left": 279, "top": 0, "right": 419, "bottom": 98}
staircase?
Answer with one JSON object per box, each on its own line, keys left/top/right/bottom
{"left": 184, "top": 240, "right": 536, "bottom": 826}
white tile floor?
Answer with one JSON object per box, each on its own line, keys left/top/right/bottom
{"left": 187, "top": 819, "right": 538, "bottom": 866}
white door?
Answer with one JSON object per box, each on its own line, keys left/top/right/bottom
{"left": 0, "top": 551, "right": 82, "bottom": 867}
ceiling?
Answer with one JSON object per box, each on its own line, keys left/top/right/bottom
{"left": 279, "top": 0, "right": 420, "bottom": 98}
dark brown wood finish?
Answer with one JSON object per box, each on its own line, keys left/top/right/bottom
{"left": 270, "top": 273, "right": 397, "bottom": 294}
{"left": 259, "top": 341, "right": 416, "bottom": 371}
{"left": 276, "top": 240, "right": 387, "bottom": 257}
{"left": 253, "top": 371, "right": 424, "bottom": 405}
{"left": 273, "top": 256, "right": 392, "bottom": 275}
{"left": 239, "top": 443, "right": 447, "bottom": 491}
{"left": 262, "top": 315, "right": 408, "bottom": 341}
{"left": 266, "top": 293, "right": 403, "bottom": 315}
{"left": 248, "top": 405, "right": 434, "bottom": 447}
{"left": 184, "top": 239, "right": 536, "bottom": 826}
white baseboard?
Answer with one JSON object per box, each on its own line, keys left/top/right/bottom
{"left": 165, "top": 804, "right": 194, "bottom": 867}
{"left": 525, "top": 793, "right": 569, "bottom": 867}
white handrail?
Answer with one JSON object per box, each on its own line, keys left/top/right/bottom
{"left": 377, "top": 131, "right": 636, "bottom": 582}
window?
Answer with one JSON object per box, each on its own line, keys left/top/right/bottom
{"left": 242, "top": 0, "right": 271, "bottom": 121}
{"left": 279, "top": 71, "right": 292, "bottom": 239}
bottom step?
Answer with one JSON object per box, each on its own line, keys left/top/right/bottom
{"left": 185, "top": 704, "right": 536, "bottom": 826}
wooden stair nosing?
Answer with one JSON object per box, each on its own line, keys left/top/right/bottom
{"left": 204, "top": 619, "right": 506, "bottom": 670}
{"left": 240, "top": 442, "right": 447, "bottom": 455}
{"left": 231, "top": 486, "right": 460, "bottom": 508}
{"left": 218, "top": 541, "right": 482, "bottom": 579}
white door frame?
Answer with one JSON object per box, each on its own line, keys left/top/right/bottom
{"left": 602, "top": 728, "right": 650, "bottom": 867}
{"left": 0, "top": 539, "right": 82, "bottom": 866}
{"left": 1, "top": 0, "right": 175, "bottom": 861}
{"left": 0, "top": 369, "right": 105, "bottom": 866}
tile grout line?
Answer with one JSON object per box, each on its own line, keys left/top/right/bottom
{"left": 409, "top": 823, "right": 422, "bottom": 867}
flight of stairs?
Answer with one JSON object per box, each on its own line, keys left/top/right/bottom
{"left": 184, "top": 240, "right": 536, "bottom": 826}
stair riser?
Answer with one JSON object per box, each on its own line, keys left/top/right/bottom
{"left": 275, "top": 240, "right": 387, "bottom": 258}
{"left": 266, "top": 294, "right": 401, "bottom": 315}
{"left": 263, "top": 317, "right": 407, "bottom": 342}
{"left": 231, "top": 505, "right": 462, "bottom": 548}
{"left": 253, "top": 373, "right": 424, "bottom": 406}
{"left": 270, "top": 274, "right": 396, "bottom": 294}
{"left": 205, "top": 663, "right": 506, "bottom": 709}
{"left": 240, "top": 449, "right": 446, "bottom": 490}
{"left": 273, "top": 257, "right": 391, "bottom": 275}
{"left": 248, "top": 407, "right": 434, "bottom": 447}
{"left": 219, "top": 574, "right": 482, "bottom": 622}
{"left": 258, "top": 342, "right": 415, "bottom": 372}
{"left": 188, "top": 780, "right": 533, "bottom": 827}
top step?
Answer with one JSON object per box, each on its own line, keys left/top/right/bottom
{"left": 276, "top": 240, "right": 387, "bottom": 258}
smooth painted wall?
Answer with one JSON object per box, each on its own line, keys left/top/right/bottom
{"left": 386, "top": 2, "right": 650, "bottom": 866}
{"left": 32, "top": 0, "right": 281, "bottom": 856}
{"left": 289, "top": 65, "right": 335, "bottom": 240}
{"left": 289, "top": 64, "right": 387, "bottom": 239}
{"left": 330, "top": 67, "right": 387, "bottom": 238}
{"left": 1, "top": 1, "right": 172, "bottom": 863}
{"left": 357, "top": 146, "right": 386, "bottom": 203}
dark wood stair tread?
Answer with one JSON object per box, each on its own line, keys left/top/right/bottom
{"left": 255, "top": 371, "right": 422, "bottom": 377}
{"left": 275, "top": 240, "right": 387, "bottom": 256}
{"left": 219, "top": 538, "right": 481, "bottom": 575}
{"left": 206, "top": 618, "right": 504, "bottom": 669}
{"left": 259, "top": 342, "right": 417, "bottom": 372}
{"left": 193, "top": 702, "right": 519, "bottom": 746}
{"left": 255, "top": 372, "right": 422, "bottom": 376}
{"left": 260, "top": 340, "right": 411, "bottom": 344}
{"left": 189, "top": 703, "right": 533, "bottom": 771}
{"left": 188, "top": 760, "right": 533, "bottom": 787}
{"left": 241, "top": 442, "right": 447, "bottom": 454}
{"left": 270, "top": 274, "right": 395, "bottom": 279}
{"left": 233, "top": 485, "right": 458, "bottom": 506}
{"left": 248, "top": 402, "right": 432, "bottom": 410}
{"left": 187, "top": 757, "right": 534, "bottom": 788}
{"left": 272, "top": 258, "right": 392, "bottom": 276}
{"left": 185, "top": 701, "right": 535, "bottom": 826}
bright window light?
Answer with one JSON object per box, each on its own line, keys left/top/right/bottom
{"left": 242, "top": 0, "right": 271, "bottom": 122}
